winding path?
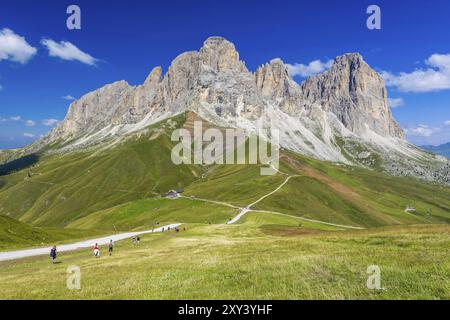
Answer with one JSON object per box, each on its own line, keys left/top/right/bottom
{"left": 251, "top": 210, "right": 364, "bottom": 230}
{"left": 186, "top": 169, "right": 363, "bottom": 230}
{"left": 246, "top": 175, "right": 299, "bottom": 209}
{"left": 0, "top": 223, "right": 181, "bottom": 262}
{"left": 3, "top": 167, "right": 364, "bottom": 263}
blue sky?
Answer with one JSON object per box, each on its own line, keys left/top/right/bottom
{"left": 1, "top": 0, "right": 450, "bottom": 149}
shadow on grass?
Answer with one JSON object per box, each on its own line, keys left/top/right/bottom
{"left": 0, "top": 154, "right": 40, "bottom": 176}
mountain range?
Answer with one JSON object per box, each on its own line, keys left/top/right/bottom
{"left": 421, "top": 142, "right": 450, "bottom": 159}
{"left": 1, "top": 35, "right": 450, "bottom": 235}
{"left": 1, "top": 36, "right": 450, "bottom": 187}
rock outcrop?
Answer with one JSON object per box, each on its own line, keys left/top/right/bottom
{"left": 48, "top": 37, "right": 404, "bottom": 143}
{"left": 255, "top": 58, "right": 308, "bottom": 115}
{"left": 33, "top": 36, "right": 450, "bottom": 185}
{"left": 300, "top": 53, "right": 404, "bottom": 138}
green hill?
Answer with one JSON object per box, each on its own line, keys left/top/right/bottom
{"left": 0, "top": 215, "right": 51, "bottom": 250}
{"left": 0, "top": 112, "right": 449, "bottom": 234}
{"left": 0, "top": 215, "right": 100, "bottom": 251}
{"left": 1, "top": 112, "right": 450, "bottom": 300}
{"left": 0, "top": 114, "right": 202, "bottom": 228}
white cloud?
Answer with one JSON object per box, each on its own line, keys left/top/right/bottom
{"left": 62, "top": 95, "right": 76, "bottom": 100}
{"left": 42, "top": 118, "right": 59, "bottom": 126}
{"left": 25, "top": 120, "right": 36, "bottom": 127}
{"left": 406, "top": 122, "right": 450, "bottom": 146}
{"left": 0, "top": 28, "right": 37, "bottom": 64}
{"left": 0, "top": 115, "right": 22, "bottom": 122}
{"left": 286, "top": 59, "right": 334, "bottom": 78}
{"left": 444, "top": 120, "right": 450, "bottom": 126}
{"left": 41, "top": 39, "right": 98, "bottom": 65}
{"left": 404, "top": 124, "right": 441, "bottom": 137}
{"left": 382, "top": 54, "right": 450, "bottom": 93}
{"left": 387, "top": 98, "right": 404, "bottom": 108}
{"left": 23, "top": 132, "right": 36, "bottom": 138}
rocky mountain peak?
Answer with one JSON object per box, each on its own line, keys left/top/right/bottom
{"left": 334, "top": 52, "right": 364, "bottom": 64}
{"left": 144, "top": 66, "right": 163, "bottom": 86}
{"left": 255, "top": 58, "right": 296, "bottom": 99}
{"left": 46, "top": 37, "right": 405, "bottom": 151}
{"left": 300, "top": 52, "right": 404, "bottom": 138}
{"left": 199, "top": 36, "right": 246, "bottom": 72}
{"left": 17, "top": 37, "right": 450, "bottom": 187}
{"left": 202, "top": 36, "right": 232, "bottom": 49}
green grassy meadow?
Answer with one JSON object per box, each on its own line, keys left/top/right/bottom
{"left": 0, "top": 216, "right": 448, "bottom": 299}
{"left": 0, "top": 112, "right": 449, "bottom": 299}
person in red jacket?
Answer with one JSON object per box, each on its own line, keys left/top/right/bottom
{"left": 93, "top": 243, "right": 100, "bottom": 257}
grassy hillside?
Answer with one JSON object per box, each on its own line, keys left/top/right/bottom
{"left": 183, "top": 151, "right": 450, "bottom": 228}
{"left": 0, "top": 218, "right": 448, "bottom": 299}
{"left": 0, "top": 150, "right": 15, "bottom": 165}
{"left": 0, "top": 114, "right": 202, "bottom": 228}
{"left": 0, "top": 215, "right": 102, "bottom": 251}
{"left": 253, "top": 152, "right": 450, "bottom": 227}
{"left": 1, "top": 113, "right": 449, "bottom": 300}
{"left": 0, "top": 112, "right": 449, "bottom": 232}
{"left": 0, "top": 215, "right": 52, "bottom": 250}
{"left": 185, "top": 164, "right": 287, "bottom": 207}
{"left": 68, "top": 197, "right": 237, "bottom": 231}
{"left": 49, "top": 153, "right": 450, "bottom": 232}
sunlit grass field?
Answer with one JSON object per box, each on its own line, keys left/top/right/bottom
{"left": 0, "top": 214, "right": 448, "bottom": 300}
{"left": 1, "top": 114, "right": 449, "bottom": 300}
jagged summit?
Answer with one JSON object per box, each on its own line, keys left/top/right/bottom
{"left": 300, "top": 52, "right": 404, "bottom": 139}
{"left": 199, "top": 36, "right": 246, "bottom": 72}
{"left": 44, "top": 37, "right": 403, "bottom": 142}
{"left": 203, "top": 36, "right": 231, "bottom": 46}
{"left": 144, "top": 66, "right": 163, "bottom": 85}
{"left": 336, "top": 52, "right": 364, "bottom": 61}
{"left": 27, "top": 37, "right": 449, "bottom": 185}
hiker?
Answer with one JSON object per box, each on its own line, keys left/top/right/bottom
{"left": 50, "top": 246, "right": 57, "bottom": 264}
{"left": 93, "top": 243, "right": 100, "bottom": 258}
{"left": 136, "top": 236, "right": 140, "bottom": 245}
{"left": 108, "top": 240, "right": 114, "bottom": 256}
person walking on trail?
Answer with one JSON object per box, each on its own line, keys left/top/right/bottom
{"left": 93, "top": 243, "right": 100, "bottom": 258}
{"left": 108, "top": 240, "right": 114, "bottom": 256}
{"left": 136, "top": 236, "right": 140, "bottom": 245}
{"left": 50, "top": 246, "right": 57, "bottom": 264}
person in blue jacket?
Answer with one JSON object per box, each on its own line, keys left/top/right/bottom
{"left": 50, "top": 246, "right": 57, "bottom": 264}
